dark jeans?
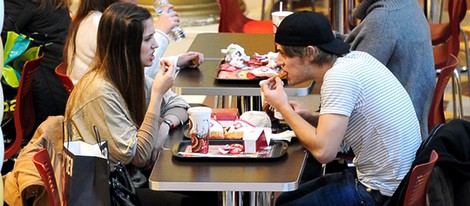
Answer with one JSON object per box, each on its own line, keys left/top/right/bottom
{"left": 275, "top": 169, "right": 378, "bottom": 206}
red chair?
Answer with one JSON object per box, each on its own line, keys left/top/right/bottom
{"left": 54, "top": 62, "right": 74, "bottom": 94}
{"left": 402, "top": 150, "right": 439, "bottom": 206}
{"left": 428, "top": 0, "right": 466, "bottom": 53}
{"left": 429, "top": 0, "right": 466, "bottom": 121}
{"left": 32, "top": 148, "right": 61, "bottom": 206}
{"left": 217, "top": 0, "right": 273, "bottom": 33}
{"left": 4, "top": 54, "right": 43, "bottom": 160}
{"left": 429, "top": 43, "right": 459, "bottom": 131}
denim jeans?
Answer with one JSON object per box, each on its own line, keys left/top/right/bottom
{"left": 275, "top": 169, "right": 378, "bottom": 206}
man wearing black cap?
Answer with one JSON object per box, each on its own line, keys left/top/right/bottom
{"left": 260, "top": 11, "right": 421, "bottom": 205}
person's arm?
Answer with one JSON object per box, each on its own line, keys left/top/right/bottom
{"left": 261, "top": 77, "right": 346, "bottom": 164}
{"left": 289, "top": 100, "right": 319, "bottom": 127}
{"left": 132, "top": 59, "right": 178, "bottom": 167}
{"left": 160, "top": 89, "right": 189, "bottom": 127}
{"left": 176, "top": 51, "right": 204, "bottom": 68}
{"left": 154, "top": 4, "right": 179, "bottom": 34}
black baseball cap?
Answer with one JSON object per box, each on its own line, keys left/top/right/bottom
{"left": 275, "top": 11, "right": 350, "bottom": 55}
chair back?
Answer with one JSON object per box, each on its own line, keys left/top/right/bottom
{"left": 32, "top": 148, "right": 61, "bottom": 206}
{"left": 4, "top": 54, "right": 43, "bottom": 160}
{"left": 430, "top": 0, "right": 466, "bottom": 55}
{"left": 54, "top": 62, "right": 74, "bottom": 94}
{"left": 448, "top": 0, "right": 467, "bottom": 56}
{"left": 217, "top": 0, "right": 273, "bottom": 33}
{"left": 429, "top": 43, "right": 459, "bottom": 131}
{"left": 402, "top": 150, "right": 439, "bottom": 206}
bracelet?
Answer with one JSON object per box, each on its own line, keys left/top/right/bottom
{"left": 164, "top": 114, "right": 183, "bottom": 127}
{"left": 163, "top": 119, "right": 174, "bottom": 129}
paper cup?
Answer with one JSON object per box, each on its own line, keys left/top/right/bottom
{"left": 188, "top": 107, "right": 212, "bottom": 153}
{"left": 272, "top": 11, "right": 293, "bottom": 33}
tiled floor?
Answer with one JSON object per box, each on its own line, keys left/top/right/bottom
{"left": 166, "top": 1, "right": 470, "bottom": 121}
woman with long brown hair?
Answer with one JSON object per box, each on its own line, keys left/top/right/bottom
{"left": 65, "top": 2, "right": 188, "bottom": 172}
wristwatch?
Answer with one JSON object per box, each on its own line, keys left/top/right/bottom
{"left": 163, "top": 119, "right": 174, "bottom": 129}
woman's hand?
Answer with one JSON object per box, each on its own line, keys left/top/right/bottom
{"left": 177, "top": 51, "right": 204, "bottom": 68}
{"left": 152, "top": 59, "right": 176, "bottom": 96}
{"left": 154, "top": 4, "right": 179, "bottom": 34}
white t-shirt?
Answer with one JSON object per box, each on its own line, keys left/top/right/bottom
{"left": 66, "top": 11, "right": 178, "bottom": 84}
{"left": 320, "top": 51, "right": 421, "bottom": 196}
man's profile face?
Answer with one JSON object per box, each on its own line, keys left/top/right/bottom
{"left": 275, "top": 44, "right": 309, "bottom": 86}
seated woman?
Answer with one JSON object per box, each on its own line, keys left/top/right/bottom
{"left": 64, "top": 3, "right": 222, "bottom": 205}
{"left": 65, "top": 2, "right": 188, "bottom": 178}
{"left": 63, "top": 0, "right": 202, "bottom": 137}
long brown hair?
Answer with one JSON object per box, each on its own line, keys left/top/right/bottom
{"left": 62, "top": 0, "right": 118, "bottom": 70}
{"left": 93, "top": 3, "right": 150, "bottom": 125}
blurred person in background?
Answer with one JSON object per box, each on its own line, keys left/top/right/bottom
{"left": 64, "top": 0, "right": 202, "bottom": 135}
{"left": 2, "top": 0, "right": 72, "bottom": 131}
{"left": 64, "top": 0, "right": 203, "bottom": 86}
{"left": 0, "top": 0, "right": 5, "bottom": 201}
{"left": 344, "top": 0, "right": 434, "bottom": 139}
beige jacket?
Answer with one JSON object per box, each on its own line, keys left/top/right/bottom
{"left": 4, "top": 116, "right": 65, "bottom": 206}
{"left": 65, "top": 71, "right": 189, "bottom": 169}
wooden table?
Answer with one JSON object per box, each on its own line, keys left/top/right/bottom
{"left": 174, "top": 33, "right": 315, "bottom": 112}
{"left": 149, "top": 127, "right": 307, "bottom": 206}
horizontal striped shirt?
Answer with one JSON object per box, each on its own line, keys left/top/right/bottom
{"left": 320, "top": 51, "right": 421, "bottom": 196}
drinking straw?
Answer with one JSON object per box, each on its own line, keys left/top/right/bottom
{"left": 280, "top": 1, "right": 283, "bottom": 12}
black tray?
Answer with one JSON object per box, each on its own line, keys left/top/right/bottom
{"left": 172, "top": 140, "right": 288, "bottom": 161}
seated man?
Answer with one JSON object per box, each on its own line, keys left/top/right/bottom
{"left": 260, "top": 11, "right": 421, "bottom": 205}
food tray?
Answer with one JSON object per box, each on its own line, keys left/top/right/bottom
{"left": 215, "top": 60, "right": 286, "bottom": 82}
{"left": 172, "top": 140, "right": 288, "bottom": 161}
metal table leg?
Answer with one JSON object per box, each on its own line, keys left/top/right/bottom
{"left": 221, "top": 191, "right": 236, "bottom": 206}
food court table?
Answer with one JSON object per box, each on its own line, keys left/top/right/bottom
{"left": 149, "top": 127, "right": 307, "bottom": 206}
{"left": 173, "top": 33, "right": 315, "bottom": 111}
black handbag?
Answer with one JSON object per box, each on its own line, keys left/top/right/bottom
{"left": 93, "top": 121, "right": 141, "bottom": 206}
{"left": 110, "top": 161, "right": 142, "bottom": 206}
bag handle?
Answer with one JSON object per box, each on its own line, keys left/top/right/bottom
{"left": 64, "top": 120, "right": 108, "bottom": 158}
{"left": 93, "top": 126, "right": 109, "bottom": 158}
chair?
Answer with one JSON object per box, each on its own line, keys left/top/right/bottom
{"left": 54, "top": 62, "right": 74, "bottom": 94}
{"left": 429, "top": 42, "right": 460, "bottom": 131}
{"left": 402, "top": 150, "right": 439, "bottom": 206}
{"left": 4, "top": 54, "right": 43, "bottom": 160}
{"left": 32, "top": 148, "right": 61, "bottom": 206}
{"left": 329, "top": 0, "right": 358, "bottom": 33}
{"left": 217, "top": 0, "right": 273, "bottom": 33}
{"left": 428, "top": 0, "right": 465, "bottom": 120}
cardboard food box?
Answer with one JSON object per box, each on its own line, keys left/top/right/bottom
{"left": 212, "top": 108, "right": 239, "bottom": 128}
{"left": 243, "top": 127, "right": 268, "bottom": 153}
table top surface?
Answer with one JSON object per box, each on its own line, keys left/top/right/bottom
{"left": 149, "top": 127, "right": 307, "bottom": 192}
{"left": 173, "top": 33, "right": 315, "bottom": 96}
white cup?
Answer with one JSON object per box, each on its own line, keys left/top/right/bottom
{"left": 188, "top": 107, "right": 212, "bottom": 153}
{"left": 272, "top": 11, "right": 293, "bottom": 33}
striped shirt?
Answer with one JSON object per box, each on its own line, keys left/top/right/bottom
{"left": 320, "top": 51, "right": 421, "bottom": 196}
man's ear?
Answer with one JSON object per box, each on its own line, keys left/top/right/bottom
{"left": 306, "top": 46, "right": 317, "bottom": 61}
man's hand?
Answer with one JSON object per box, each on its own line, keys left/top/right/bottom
{"left": 260, "top": 76, "right": 289, "bottom": 111}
